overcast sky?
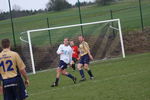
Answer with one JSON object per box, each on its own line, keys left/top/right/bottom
{"left": 0, "top": 0, "right": 94, "bottom": 12}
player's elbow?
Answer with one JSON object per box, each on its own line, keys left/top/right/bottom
{"left": 56, "top": 51, "right": 60, "bottom": 55}
{"left": 57, "top": 52, "right": 60, "bottom": 55}
{"left": 56, "top": 52, "right": 59, "bottom": 55}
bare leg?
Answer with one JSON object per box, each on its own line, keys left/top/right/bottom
{"left": 62, "top": 69, "right": 76, "bottom": 84}
{"left": 0, "top": 86, "right": 3, "bottom": 95}
{"left": 56, "top": 68, "right": 61, "bottom": 78}
{"left": 61, "top": 69, "right": 68, "bottom": 75}
{"left": 84, "top": 64, "right": 94, "bottom": 79}
{"left": 78, "top": 64, "right": 85, "bottom": 80}
{"left": 51, "top": 68, "right": 61, "bottom": 87}
{"left": 83, "top": 64, "right": 90, "bottom": 71}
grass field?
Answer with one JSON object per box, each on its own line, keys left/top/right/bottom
{"left": 1, "top": 53, "right": 149, "bottom": 100}
{"left": 0, "top": 0, "right": 150, "bottom": 46}
{"left": 25, "top": 53, "right": 150, "bottom": 100}
{"left": 0, "top": 0, "right": 150, "bottom": 100}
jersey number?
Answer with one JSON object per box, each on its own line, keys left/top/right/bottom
{"left": 0, "top": 60, "right": 14, "bottom": 72}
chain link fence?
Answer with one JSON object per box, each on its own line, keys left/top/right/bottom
{"left": 0, "top": 0, "right": 149, "bottom": 47}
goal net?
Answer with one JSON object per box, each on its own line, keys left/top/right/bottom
{"left": 20, "top": 19, "right": 125, "bottom": 74}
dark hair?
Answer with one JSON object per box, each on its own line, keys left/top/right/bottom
{"left": 64, "top": 38, "right": 69, "bottom": 41}
{"left": 78, "top": 35, "right": 84, "bottom": 38}
{"left": 1, "top": 39, "right": 10, "bottom": 49}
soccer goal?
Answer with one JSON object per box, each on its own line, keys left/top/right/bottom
{"left": 20, "top": 19, "right": 125, "bottom": 74}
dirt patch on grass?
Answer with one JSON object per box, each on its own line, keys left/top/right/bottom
{"left": 124, "top": 28, "right": 150, "bottom": 54}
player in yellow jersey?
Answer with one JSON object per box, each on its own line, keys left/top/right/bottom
{"left": 0, "top": 39, "right": 29, "bottom": 100}
{"left": 77, "top": 36, "right": 94, "bottom": 82}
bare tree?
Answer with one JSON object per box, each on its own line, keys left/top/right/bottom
{"left": 0, "top": 10, "right": 3, "bottom": 14}
{"left": 96, "top": 0, "right": 114, "bottom": 5}
{"left": 46, "top": 0, "right": 72, "bottom": 11}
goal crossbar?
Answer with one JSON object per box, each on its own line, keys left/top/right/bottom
{"left": 27, "top": 19, "right": 119, "bottom": 33}
{"left": 21, "top": 18, "right": 125, "bottom": 74}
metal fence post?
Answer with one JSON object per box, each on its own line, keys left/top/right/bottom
{"left": 77, "top": 0, "right": 84, "bottom": 36}
{"left": 138, "top": 0, "right": 144, "bottom": 31}
{"left": 46, "top": 18, "right": 52, "bottom": 46}
{"left": 8, "top": 0, "right": 16, "bottom": 48}
{"left": 110, "top": 9, "right": 115, "bottom": 37}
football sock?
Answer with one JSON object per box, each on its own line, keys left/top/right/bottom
{"left": 66, "top": 74, "right": 74, "bottom": 80}
{"left": 87, "top": 70, "right": 94, "bottom": 77}
{"left": 79, "top": 69, "right": 85, "bottom": 79}
{"left": 72, "top": 64, "right": 76, "bottom": 70}
{"left": 55, "top": 78, "right": 59, "bottom": 85}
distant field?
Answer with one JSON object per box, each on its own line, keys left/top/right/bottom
{"left": 1, "top": 52, "right": 149, "bottom": 100}
{"left": 0, "top": 0, "right": 150, "bottom": 46}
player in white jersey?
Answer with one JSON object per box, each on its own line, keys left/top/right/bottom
{"left": 51, "top": 38, "right": 77, "bottom": 87}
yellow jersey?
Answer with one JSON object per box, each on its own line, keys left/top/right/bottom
{"left": 0, "top": 49, "right": 26, "bottom": 80}
{"left": 79, "top": 41, "right": 90, "bottom": 56}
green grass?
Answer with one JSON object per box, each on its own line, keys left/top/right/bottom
{"left": 26, "top": 53, "right": 150, "bottom": 100}
{"left": 1, "top": 53, "right": 149, "bottom": 100}
{"left": 0, "top": 0, "right": 150, "bottom": 46}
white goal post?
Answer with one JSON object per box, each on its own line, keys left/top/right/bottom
{"left": 20, "top": 18, "right": 125, "bottom": 74}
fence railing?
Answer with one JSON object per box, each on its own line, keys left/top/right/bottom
{"left": 0, "top": 0, "right": 149, "bottom": 47}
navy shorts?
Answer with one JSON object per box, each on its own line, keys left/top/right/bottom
{"left": 58, "top": 60, "right": 68, "bottom": 70}
{"left": 3, "top": 76, "right": 28, "bottom": 100}
{"left": 0, "top": 74, "right": 2, "bottom": 81}
{"left": 79, "top": 54, "right": 90, "bottom": 65}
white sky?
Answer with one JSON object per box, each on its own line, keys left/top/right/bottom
{"left": 0, "top": 0, "right": 94, "bottom": 12}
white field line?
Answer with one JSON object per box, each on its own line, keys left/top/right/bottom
{"left": 29, "top": 70, "right": 147, "bottom": 96}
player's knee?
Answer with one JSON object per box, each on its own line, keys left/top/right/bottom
{"left": 84, "top": 67, "right": 89, "bottom": 71}
{"left": 84, "top": 65, "right": 89, "bottom": 70}
{"left": 62, "top": 72, "right": 68, "bottom": 75}
{"left": 61, "top": 71, "right": 65, "bottom": 75}
{"left": 71, "top": 61, "right": 74, "bottom": 64}
{"left": 84, "top": 64, "right": 88, "bottom": 67}
{"left": 61, "top": 72, "right": 65, "bottom": 75}
{"left": 77, "top": 65, "right": 82, "bottom": 70}
{"left": 56, "top": 68, "right": 61, "bottom": 73}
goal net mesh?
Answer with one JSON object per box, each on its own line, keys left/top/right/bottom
{"left": 20, "top": 20, "right": 123, "bottom": 73}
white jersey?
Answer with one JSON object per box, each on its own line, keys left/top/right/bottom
{"left": 57, "top": 44, "right": 72, "bottom": 64}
